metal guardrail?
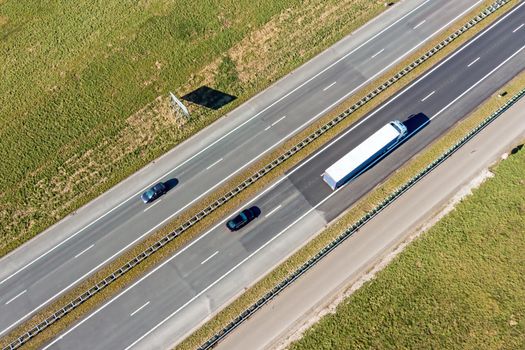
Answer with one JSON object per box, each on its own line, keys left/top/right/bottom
{"left": 2, "top": 0, "right": 511, "bottom": 348}
{"left": 197, "top": 88, "right": 525, "bottom": 350}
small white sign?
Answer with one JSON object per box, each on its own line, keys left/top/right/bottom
{"left": 169, "top": 92, "right": 190, "bottom": 117}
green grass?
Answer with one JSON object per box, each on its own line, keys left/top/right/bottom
{"left": 290, "top": 145, "right": 525, "bottom": 350}
{"left": 0, "top": 0, "right": 392, "bottom": 256}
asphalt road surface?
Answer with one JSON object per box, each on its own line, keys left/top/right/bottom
{"left": 215, "top": 70, "right": 525, "bottom": 350}
{"left": 41, "top": 2, "right": 525, "bottom": 349}
{"left": 0, "top": 0, "right": 480, "bottom": 338}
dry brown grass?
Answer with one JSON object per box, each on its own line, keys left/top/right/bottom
{"left": 0, "top": 15, "right": 8, "bottom": 27}
{"left": 0, "top": 97, "right": 185, "bottom": 253}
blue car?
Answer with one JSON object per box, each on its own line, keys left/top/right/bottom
{"left": 226, "top": 208, "right": 257, "bottom": 231}
{"left": 141, "top": 182, "right": 167, "bottom": 203}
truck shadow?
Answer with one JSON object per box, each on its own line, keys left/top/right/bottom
{"left": 403, "top": 112, "right": 430, "bottom": 138}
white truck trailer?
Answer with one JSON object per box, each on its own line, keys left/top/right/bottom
{"left": 322, "top": 120, "right": 407, "bottom": 190}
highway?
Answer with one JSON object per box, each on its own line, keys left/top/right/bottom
{"left": 215, "top": 78, "right": 525, "bottom": 350}
{"left": 0, "top": 0, "right": 479, "bottom": 338}
{"left": 41, "top": 2, "right": 525, "bottom": 349}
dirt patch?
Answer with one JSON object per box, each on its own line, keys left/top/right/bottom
{"left": 229, "top": 0, "right": 380, "bottom": 83}
{"left": 229, "top": 11, "right": 285, "bottom": 83}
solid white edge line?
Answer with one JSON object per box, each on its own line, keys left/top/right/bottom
{"left": 42, "top": 1, "right": 512, "bottom": 347}
{"left": 130, "top": 301, "right": 150, "bottom": 317}
{"left": 143, "top": 200, "right": 162, "bottom": 212}
{"left": 5, "top": 290, "right": 27, "bottom": 306}
{"left": 421, "top": 90, "right": 436, "bottom": 102}
{"left": 265, "top": 205, "right": 282, "bottom": 218}
{"left": 73, "top": 244, "right": 94, "bottom": 259}
{"left": 206, "top": 158, "right": 224, "bottom": 170}
{"left": 323, "top": 82, "right": 337, "bottom": 91}
{"left": 0, "top": 0, "right": 435, "bottom": 288}
{"left": 512, "top": 23, "right": 524, "bottom": 32}
{"left": 413, "top": 19, "right": 426, "bottom": 29}
{"left": 271, "top": 116, "right": 287, "bottom": 126}
{"left": 467, "top": 56, "right": 481, "bottom": 67}
{"left": 200, "top": 251, "right": 219, "bottom": 265}
{"left": 431, "top": 44, "right": 525, "bottom": 121}
{"left": 123, "top": 41, "right": 525, "bottom": 350}
{"left": 371, "top": 48, "right": 385, "bottom": 58}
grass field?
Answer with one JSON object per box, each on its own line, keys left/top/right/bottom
{"left": 290, "top": 144, "right": 525, "bottom": 350}
{"left": 0, "top": 0, "right": 393, "bottom": 256}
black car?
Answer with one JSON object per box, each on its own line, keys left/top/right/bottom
{"left": 141, "top": 182, "right": 167, "bottom": 203}
{"left": 226, "top": 208, "right": 257, "bottom": 231}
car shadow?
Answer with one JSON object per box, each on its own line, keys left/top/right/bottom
{"left": 164, "top": 178, "right": 179, "bottom": 191}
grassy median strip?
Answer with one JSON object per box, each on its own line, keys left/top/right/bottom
{"left": 0, "top": 0, "right": 397, "bottom": 258}
{"left": 290, "top": 142, "right": 525, "bottom": 350}
{"left": 2, "top": 0, "right": 517, "bottom": 348}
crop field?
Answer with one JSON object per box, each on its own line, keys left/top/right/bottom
{"left": 290, "top": 144, "right": 525, "bottom": 350}
{"left": 0, "top": 0, "right": 393, "bottom": 256}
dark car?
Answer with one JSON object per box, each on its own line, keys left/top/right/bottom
{"left": 141, "top": 182, "right": 167, "bottom": 203}
{"left": 226, "top": 208, "right": 257, "bottom": 231}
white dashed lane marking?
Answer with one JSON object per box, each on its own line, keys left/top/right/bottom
{"left": 371, "top": 48, "right": 385, "bottom": 58}
{"left": 74, "top": 244, "right": 94, "bottom": 259}
{"left": 413, "top": 19, "right": 426, "bottom": 29}
{"left": 130, "top": 301, "right": 150, "bottom": 317}
{"left": 5, "top": 290, "right": 27, "bottom": 305}
{"left": 323, "top": 82, "right": 336, "bottom": 91}
{"left": 206, "top": 158, "right": 223, "bottom": 170}
{"left": 421, "top": 90, "right": 435, "bottom": 102}
{"left": 201, "top": 251, "right": 219, "bottom": 265}
{"left": 512, "top": 23, "right": 524, "bottom": 33}
{"left": 467, "top": 57, "right": 480, "bottom": 67}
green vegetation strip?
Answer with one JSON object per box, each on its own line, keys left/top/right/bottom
{"left": 198, "top": 86, "right": 525, "bottom": 349}
{"left": 2, "top": 0, "right": 515, "bottom": 348}
{"left": 291, "top": 133, "right": 525, "bottom": 350}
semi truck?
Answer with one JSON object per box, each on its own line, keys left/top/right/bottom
{"left": 322, "top": 120, "right": 407, "bottom": 190}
